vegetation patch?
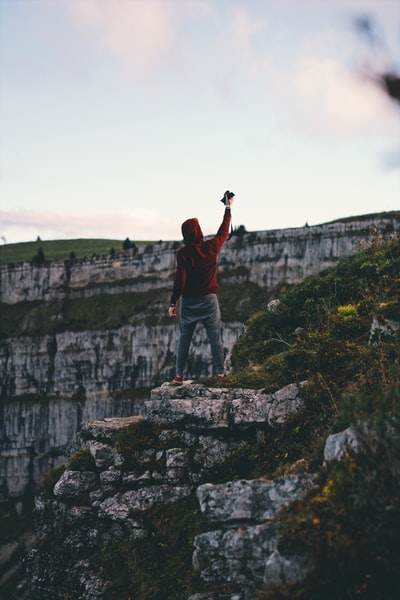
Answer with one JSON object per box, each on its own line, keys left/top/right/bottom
{"left": 37, "top": 464, "right": 66, "bottom": 499}
{"left": 0, "top": 238, "right": 154, "bottom": 264}
{"left": 0, "top": 289, "right": 171, "bottom": 337}
{"left": 219, "top": 280, "right": 268, "bottom": 322}
{"left": 60, "top": 291, "right": 170, "bottom": 331}
{"left": 93, "top": 494, "right": 214, "bottom": 600}
{"left": 262, "top": 385, "right": 400, "bottom": 600}
{"left": 67, "top": 448, "right": 95, "bottom": 471}
{"left": 228, "top": 235, "right": 400, "bottom": 397}
{"left": 115, "top": 420, "right": 168, "bottom": 471}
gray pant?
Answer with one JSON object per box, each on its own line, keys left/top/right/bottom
{"left": 176, "top": 294, "right": 224, "bottom": 376}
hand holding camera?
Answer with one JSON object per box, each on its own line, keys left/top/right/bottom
{"left": 221, "top": 190, "right": 235, "bottom": 208}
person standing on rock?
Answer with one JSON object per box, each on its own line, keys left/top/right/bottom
{"left": 168, "top": 191, "right": 235, "bottom": 383}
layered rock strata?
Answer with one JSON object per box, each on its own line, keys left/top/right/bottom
{"left": 2, "top": 213, "right": 399, "bottom": 305}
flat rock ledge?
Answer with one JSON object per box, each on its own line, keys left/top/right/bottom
{"left": 146, "top": 381, "right": 307, "bottom": 429}
{"left": 25, "top": 381, "right": 341, "bottom": 600}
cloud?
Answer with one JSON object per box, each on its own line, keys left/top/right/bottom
{"left": 0, "top": 207, "right": 179, "bottom": 243}
{"left": 230, "top": 7, "right": 268, "bottom": 61}
{"left": 63, "top": 0, "right": 211, "bottom": 74}
{"left": 288, "top": 56, "right": 397, "bottom": 135}
{"left": 60, "top": 0, "right": 397, "bottom": 136}
{"left": 220, "top": 3, "right": 398, "bottom": 138}
{"left": 237, "top": 34, "right": 397, "bottom": 137}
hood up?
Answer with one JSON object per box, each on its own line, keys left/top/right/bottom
{"left": 181, "top": 218, "right": 204, "bottom": 245}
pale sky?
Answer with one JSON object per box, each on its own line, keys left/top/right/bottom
{"left": 0, "top": 0, "right": 399, "bottom": 244}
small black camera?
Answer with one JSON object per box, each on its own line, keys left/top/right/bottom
{"left": 220, "top": 190, "right": 235, "bottom": 205}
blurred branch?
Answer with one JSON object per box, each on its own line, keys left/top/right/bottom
{"left": 353, "top": 14, "right": 400, "bottom": 106}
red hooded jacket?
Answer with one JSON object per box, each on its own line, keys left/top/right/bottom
{"left": 170, "top": 208, "right": 231, "bottom": 305}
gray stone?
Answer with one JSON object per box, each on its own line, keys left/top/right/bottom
{"left": 121, "top": 470, "right": 152, "bottom": 486}
{"left": 65, "top": 506, "right": 95, "bottom": 525}
{"left": 165, "top": 448, "right": 190, "bottom": 468}
{"left": 369, "top": 316, "right": 400, "bottom": 342}
{"left": 267, "top": 299, "right": 280, "bottom": 312}
{"left": 53, "top": 470, "right": 96, "bottom": 499}
{"left": 146, "top": 396, "right": 230, "bottom": 429}
{"left": 197, "top": 475, "right": 316, "bottom": 524}
{"left": 98, "top": 484, "right": 193, "bottom": 520}
{"left": 264, "top": 549, "right": 309, "bottom": 587}
{"left": 194, "top": 523, "right": 278, "bottom": 586}
{"left": 80, "top": 416, "right": 145, "bottom": 441}
{"left": 323, "top": 427, "right": 360, "bottom": 464}
{"left": 165, "top": 449, "right": 190, "bottom": 482}
{"left": 73, "top": 559, "right": 110, "bottom": 599}
{"left": 268, "top": 382, "right": 307, "bottom": 425}
{"left": 193, "top": 436, "right": 237, "bottom": 471}
{"left": 99, "top": 469, "right": 121, "bottom": 487}
{"left": 230, "top": 390, "right": 273, "bottom": 424}
{"left": 88, "top": 441, "right": 117, "bottom": 469}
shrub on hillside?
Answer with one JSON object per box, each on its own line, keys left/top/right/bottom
{"left": 229, "top": 236, "right": 400, "bottom": 398}
{"left": 31, "top": 246, "right": 46, "bottom": 266}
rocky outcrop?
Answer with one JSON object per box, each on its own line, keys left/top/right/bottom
{"left": 25, "top": 382, "right": 312, "bottom": 600}
{"left": 193, "top": 477, "right": 313, "bottom": 595}
{"left": 192, "top": 424, "right": 372, "bottom": 599}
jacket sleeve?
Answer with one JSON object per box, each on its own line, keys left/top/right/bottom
{"left": 212, "top": 208, "right": 231, "bottom": 252}
{"left": 170, "top": 250, "right": 187, "bottom": 305}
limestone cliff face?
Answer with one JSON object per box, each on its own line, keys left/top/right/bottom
{"left": 1, "top": 214, "right": 398, "bottom": 305}
{"left": 0, "top": 323, "right": 242, "bottom": 399}
{"left": 0, "top": 324, "right": 240, "bottom": 501}
{"left": 0, "top": 392, "right": 145, "bottom": 502}
{"left": 0, "top": 242, "right": 176, "bottom": 304}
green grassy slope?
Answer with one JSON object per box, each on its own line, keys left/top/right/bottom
{"left": 0, "top": 238, "right": 154, "bottom": 264}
